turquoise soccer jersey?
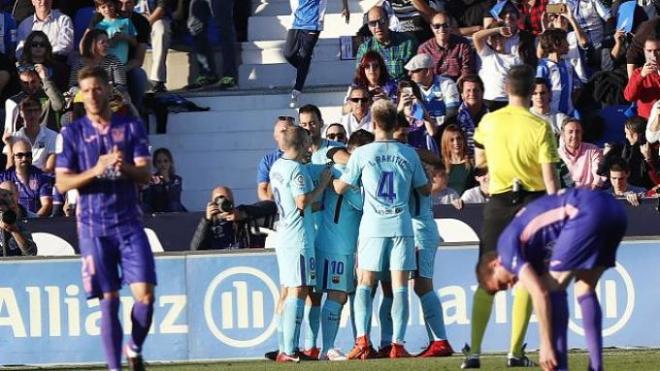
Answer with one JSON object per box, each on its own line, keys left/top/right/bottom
{"left": 316, "top": 164, "right": 363, "bottom": 255}
{"left": 340, "top": 140, "right": 428, "bottom": 237}
{"left": 411, "top": 190, "right": 441, "bottom": 247}
{"left": 269, "top": 157, "right": 315, "bottom": 250}
{"left": 311, "top": 139, "right": 344, "bottom": 165}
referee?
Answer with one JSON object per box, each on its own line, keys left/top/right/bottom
{"left": 461, "top": 65, "right": 560, "bottom": 369}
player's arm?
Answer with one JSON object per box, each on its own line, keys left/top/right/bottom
{"left": 296, "top": 168, "right": 331, "bottom": 209}
{"left": 119, "top": 156, "right": 151, "bottom": 185}
{"left": 55, "top": 152, "right": 121, "bottom": 193}
{"left": 475, "top": 145, "right": 487, "bottom": 168}
{"left": 327, "top": 147, "right": 350, "bottom": 165}
{"left": 541, "top": 163, "right": 559, "bottom": 195}
{"left": 518, "top": 264, "right": 557, "bottom": 371}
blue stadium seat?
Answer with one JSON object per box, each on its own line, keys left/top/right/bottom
{"left": 73, "top": 6, "right": 95, "bottom": 48}
{"left": 592, "top": 105, "right": 630, "bottom": 147}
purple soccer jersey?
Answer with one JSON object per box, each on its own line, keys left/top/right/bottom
{"left": 56, "top": 115, "right": 151, "bottom": 238}
{"left": 0, "top": 166, "right": 52, "bottom": 213}
{"left": 497, "top": 189, "right": 627, "bottom": 276}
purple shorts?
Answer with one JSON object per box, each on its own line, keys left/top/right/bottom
{"left": 79, "top": 227, "right": 157, "bottom": 299}
{"left": 549, "top": 195, "right": 627, "bottom": 272}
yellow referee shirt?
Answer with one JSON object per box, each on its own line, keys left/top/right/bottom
{"left": 474, "top": 106, "right": 560, "bottom": 195}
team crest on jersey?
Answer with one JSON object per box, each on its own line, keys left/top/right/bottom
{"left": 111, "top": 128, "right": 125, "bottom": 143}
{"left": 332, "top": 275, "right": 340, "bottom": 284}
{"left": 295, "top": 174, "right": 305, "bottom": 187}
{"left": 29, "top": 178, "right": 39, "bottom": 190}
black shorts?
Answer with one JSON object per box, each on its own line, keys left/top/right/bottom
{"left": 479, "top": 191, "right": 545, "bottom": 258}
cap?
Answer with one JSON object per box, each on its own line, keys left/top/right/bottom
{"left": 404, "top": 54, "right": 433, "bottom": 71}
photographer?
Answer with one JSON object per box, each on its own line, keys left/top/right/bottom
{"left": 190, "top": 185, "right": 277, "bottom": 250}
{"left": 0, "top": 187, "right": 37, "bottom": 256}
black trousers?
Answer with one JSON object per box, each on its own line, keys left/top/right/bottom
{"left": 284, "top": 29, "right": 320, "bottom": 91}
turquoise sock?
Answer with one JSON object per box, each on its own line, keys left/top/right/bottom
{"left": 392, "top": 287, "right": 409, "bottom": 344}
{"left": 321, "top": 299, "right": 343, "bottom": 352}
{"left": 303, "top": 305, "right": 320, "bottom": 350}
{"left": 354, "top": 285, "right": 372, "bottom": 338}
{"left": 420, "top": 291, "right": 447, "bottom": 341}
{"left": 379, "top": 296, "right": 393, "bottom": 347}
{"left": 282, "top": 297, "right": 304, "bottom": 355}
{"left": 275, "top": 313, "right": 284, "bottom": 352}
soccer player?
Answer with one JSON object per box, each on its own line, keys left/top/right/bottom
{"left": 269, "top": 125, "right": 331, "bottom": 363}
{"left": 55, "top": 66, "right": 154, "bottom": 371}
{"left": 335, "top": 99, "right": 430, "bottom": 359}
{"left": 478, "top": 188, "right": 627, "bottom": 371}
{"left": 315, "top": 130, "right": 374, "bottom": 360}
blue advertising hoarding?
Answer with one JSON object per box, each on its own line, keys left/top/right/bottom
{"left": 0, "top": 240, "right": 658, "bottom": 365}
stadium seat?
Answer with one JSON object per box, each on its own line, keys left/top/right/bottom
{"left": 33, "top": 232, "right": 76, "bottom": 256}
{"left": 435, "top": 219, "right": 480, "bottom": 243}
{"left": 591, "top": 105, "right": 630, "bottom": 148}
{"left": 144, "top": 228, "right": 165, "bottom": 252}
{"left": 73, "top": 7, "right": 95, "bottom": 49}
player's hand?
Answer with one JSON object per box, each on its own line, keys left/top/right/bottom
{"left": 94, "top": 152, "right": 121, "bottom": 177}
{"left": 206, "top": 202, "right": 220, "bottom": 221}
{"left": 499, "top": 26, "right": 513, "bottom": 38}
{"left": 641, "top": 62, "right": 658, "bottom": 78}
{"left": 539, "top": 345, "right": 557, "bottom": 371}
{"left": 112, "top": 146, "right": 125, "bottom": 172}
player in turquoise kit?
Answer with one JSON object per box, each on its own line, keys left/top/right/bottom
{"left": 334, "top": 100, "right": 430, "bottom": 359}
{"left": 269, "top": 126, "right": 331, "bottom": 363}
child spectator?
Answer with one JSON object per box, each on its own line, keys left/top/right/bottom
{"left": 92, "top": 0, "right": 137, "bottom": 64}
{"left": 536, "top": 28, "right": 581, "bottom": 116}
{"left": 142, "top": 147, "right": 187, "bottom": 213}
{"left": 429, "top": 162, "right": 461, "bottom": 209}
{"left": 461, "top": 166, "right": 490, "bottom": 204}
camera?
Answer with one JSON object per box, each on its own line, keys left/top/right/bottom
{"left": 215, "top": 196, "right": 234, "bottom": 213}
{"left": 0, "top": 209, "right": 17, "bottom": 225}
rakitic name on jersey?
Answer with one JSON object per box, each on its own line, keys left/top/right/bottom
{"left": 368, "top": 154, "right": 410, "bottom": 169}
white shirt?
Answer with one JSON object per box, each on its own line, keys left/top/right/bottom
{"left": 531, "top": 107, "right": 569, "bottom": 136}
{"left": 550, "top": 0, "right": 610, "bottom": 47}
{"left": 3, "top": 126, "right": 58, "bottom": 171}
{"left": 566, "top": 31, "right": 589, "bottom": 84}
{"left": 461, "top": 186, "right": 489, "bottom": 204}
{"left": 432, "top": 187, "right": 460, "bottom": 205}
{"left": 340, "top": 111, "right": 373, "bottom": 137}
{"left": 646, "top": 102, "right": 660, "bottom": 155}
{"left": 478, "top": 43, "right": 523, "bottom": 101}
{"left": 16, "top": 9, "right": 73, "bottom": 58}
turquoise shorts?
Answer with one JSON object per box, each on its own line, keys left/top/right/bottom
{"left": 276, "top": 248, "right": 317, "bottom": 288}
{"left": 414, "top": 241, "right": 438, "bottom": 279}
{"left": 357, "top": 236, "right": 416, "bottom": 272}
{"left": 315, "top": 250, "right": 356, "bottom": 293}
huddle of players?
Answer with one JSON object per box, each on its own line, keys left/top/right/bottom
{"left": 269, "top": 100, "right": 454, "bottom": 362}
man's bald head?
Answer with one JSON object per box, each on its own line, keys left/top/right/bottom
{"left": 211, "top": 186, "right": 234, "bottom": 202}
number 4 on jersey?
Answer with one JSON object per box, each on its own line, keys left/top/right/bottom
{"left": 377, "top": 171, "right": 397, "bottom": 203}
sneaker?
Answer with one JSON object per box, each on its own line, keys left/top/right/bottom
{"left": 461, "top": 343, "right": 481, "bottom": 369}
{"left": 184, "top": 75, "right": 219, "bottom": 90}
{"left": 389, "top": 343, "right": 411, "bottom": 358}
{"left": 289, "top": 89, "right": 301, "bottom": 108}
{"left": 276, "top": 352, "right": 300, "bottom": 363}
{"left": 125, "top": 345, "right": 146, "bottom": 371}
{"left": 219, "top": 76, "right": 237, "bottom": 89}
{"left": 507, "top": 343, "right": 536, "bottom": 367}
{"left": 347, "top": 335, "right": 376, "bottom": 360}
{"left": 264, "top": 350, "right": 279, "bottom": 361}
{"left": 417, "top": 339, "right": 454, "bottom": 357}
{"left": 375, "top": 344, "right": 392, "bottom": 358}
{"left": 320, "top": 348, "right": 348, "bottom": 361}
{"left": 301, "top": 347, "right": 320, "bottom": 360}
{"left": 151, "top": 81, "right": 167, "bottom": 93}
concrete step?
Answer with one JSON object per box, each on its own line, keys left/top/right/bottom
{"left": 248, "top": 13, "right": 363, "bottom": 41}
{"left": 242, "top": 38, "right": 341, "bottom": 64}
{"left": 239, "top": 59, "right": 355, "bottom": 89}
{"left": 252, "top": 0, "right": 377, "bottom": 17}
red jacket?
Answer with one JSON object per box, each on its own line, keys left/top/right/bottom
{"left": 624, "top": 67, "right": 660, "bottom": 119}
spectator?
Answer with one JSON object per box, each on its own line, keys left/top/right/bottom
{"left": 626, "top": 18, "right": 659, "bottom": 76}
{"left": 429, "top": 162, "right": 461, "bottom": 208}
{"left": 530, "top": 77, "right": 568, "bottom": 136}
{"left": 607, "top": 157, "right": 649, "bottom": 206}
{"left": 19, "top": 30, "right": 70, "bottom": 92}
{"left": 324, "top": 123, "right": 347, "bottom": 144}
{"left": 456, "top": 74, "right": 487, "bottom": 157}
{"left": 50, "top": 186, "right": 78, "bottom": 217}
{"left": 256, "top": 116, "right": 295, "bottom": 201}
{"left": 5, "top": 66, "right": 64, "bottom": 133}
{"left": 0, "top": 138, "right": 52, "bottom": 217}
{"left": 3, "top": 96, "right": 57, "bottom": 173}
{"left": 92, "top": 0, "right": 137, "bottom": 64}
{"left": 473, "top": 22, "right": 524, "bottom": 111}
{"left": 461, "top": 166, "right": 490, "bottom": 203}
{"left": 133, "top": 0, "right": 171, "bottom": 93}
{"left": 405, "top": 53, "right": 460, "bottom": 125}
{"left": 441, "top": 124, "right": 474, "bottom": 195}
{"left": 536, "top": 28, "right": 580, "bottom": 116}
{"left": 646, "top": 100, "right": 660, "bottom": 152}
{"left": 558, "top": 118, "right": 606, "bottom": 189}
{"left": 0, "top": 185, "right": 37, "bottom": 256}
{"left": 340, "top": 86, "right": 373, "bottom": 136}
{"left": 484, "top": 0, "right": 548, "bottom": 36}
{"left": 417, "top": 10, "right": 475, "bottom": 81}
{"left": 624, "top": 36, "right": 660, "bottom": 119}
{"left": 69, "top": 30, "right": 126, "bottom": 90}
{"left": 487, "top": 1, "right": 537, "bottom": 66}
{"left": 0, "top": 5, "right": 16, "bottom": 58}
{"left": 387, "top": 0, "right": 441, "bottom": 42}
{"left": 348, "top": 51, "right": 398, "bottom": 105}
{"left": 190, "top": 185, "right": 277, "bottom": 250}
{"left": 186, "top": 0, "right": 242, "bottom": 90}
{"left": 542, "top": 6, "right": 590, "bottom": 83}
{"left": 142, "top": 147, "right": 187, "bottom": 213}
{"left": 16, "top": 0, "right": 74, "bottom": 60}
{"left": 356, "top": 6, "right": 418, "bottom": 82}
{"left": 0, "top": 180, "right": 35, "bottom": 218}
{"left": 547, "top": 0, "right": 611, "bottom": 49}
{"left": 396, "top": 80, "right": 438, "bottom": 154}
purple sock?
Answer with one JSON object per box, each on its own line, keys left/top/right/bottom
{"left": 130, "top": 301, "right": 154, "bottom": 353}
{"left": 550, "top": 291, "right": 569, "bottom": 371}
{"left": 578, "top": 293, "right": 603, "bottom": 371}
{"left": 100, "top": 297, "right": 123, "bottom": 370}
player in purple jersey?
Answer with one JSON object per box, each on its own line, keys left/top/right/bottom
{"left": 477, "top": 189, "right": 627, "bottom": 371}
{"left": 55, "top": 67, "right": 154, "bottom": 371}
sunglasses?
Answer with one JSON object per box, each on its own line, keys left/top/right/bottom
{"left": 14, "top": 152, "right": 32, "bottom": 159}
{"left": 431, "top": 23, "right": 449, "bottom": 30}
{"left": 362, "top": 62, "right": 380, "bottom": 70}
{"left": 17, "top": 64, "right": 36, "bottom": 73}
{"left": 31, "top": 42, "right": 47, "bottom": 48}
{"left": 326, "top": 133, "right": 346, "bottom": 140}
{"left": 349, "top": 97, "right": 369, "bottom": 103}
{"left": 367, "top": 18, "right": 386, "bottom": 28}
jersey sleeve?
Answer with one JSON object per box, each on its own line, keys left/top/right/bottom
{"left": 290, "top": 163, "right": 312, "bottom": 198}
{"left": 497, "top": 223, "right": 526, "bottom": 275}
{"left": 443, "top": 79, "right": 461, "bottom": 109}
{"left": 39, "top": 176, "right": 53, "bottom": 199}
{"left": 339, "top": 149, "right": 362, "bottom": 186}
{"left": 130, "top": 119, "right": 151, "bottom": 162}
{"left": 256, "top": 155, "right": 271, "bottom": 183}
{"left": 55, "top": 127, "right": 78, "bottom": 173}
{"left": 537, "top": 124, "right": 560, "bottom": 164}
